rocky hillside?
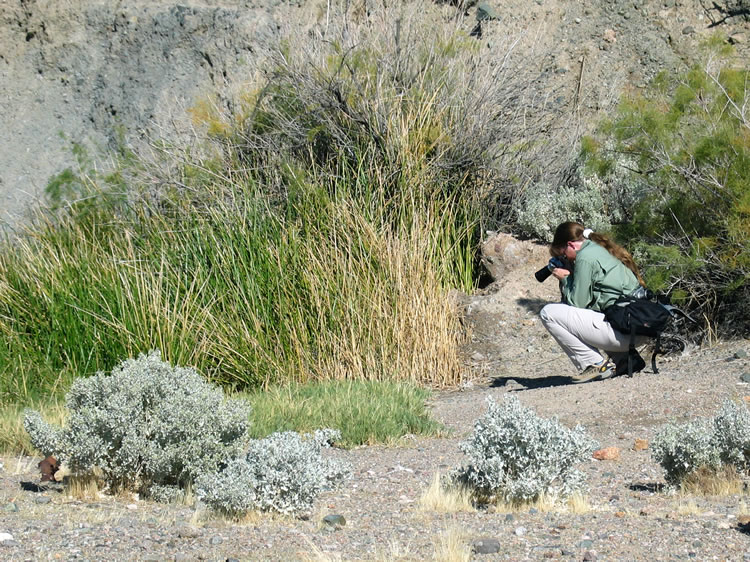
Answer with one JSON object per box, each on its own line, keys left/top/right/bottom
{"left": 1, "top": 0, "right": 748, "bottom": 226}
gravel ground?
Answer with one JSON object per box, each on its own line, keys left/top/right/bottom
{"left": 2, "top": 245, "right": 750, "bottom": 561}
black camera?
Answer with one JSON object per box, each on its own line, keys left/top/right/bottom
{"left": 534, "top": 256, "right": 566, "bottom": 283}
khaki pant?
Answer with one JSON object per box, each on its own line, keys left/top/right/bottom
{"left": 540, "top": 303, "right": 645, "bottom": 371}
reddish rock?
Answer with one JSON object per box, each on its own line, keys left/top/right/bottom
{"left": 593, "top": 447, "right": 620, "bottom": 461}
{"left": 38, "top": 456, "right": 59, "bottom": 483}
{"left": 633, "top": 438, "right": 649, "bottom": 451}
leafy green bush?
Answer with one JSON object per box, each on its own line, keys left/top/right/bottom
{"left": 23, "top": 351, "right": 251, "bottom": 501}
{"left": 652, "top": 400, "right": 750, "bottom": 486}
{"left": 452, "top": 396, "right": 596, "bottom": 504}
{"left": 196, "top": 429, "right": 350, "bottom": 516}
{"left": 586, "top": 36, "right": 750, "bottom": 332}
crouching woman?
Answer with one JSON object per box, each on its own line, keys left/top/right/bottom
{"left": 540, "top": 221, "right": 647, "bottom": 383}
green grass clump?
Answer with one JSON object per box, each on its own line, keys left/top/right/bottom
{"left": 0, "top": 397, "right": 66, "bottom": 455}
{"left": 245, "top": 380, "right": 444, "bottom": 447}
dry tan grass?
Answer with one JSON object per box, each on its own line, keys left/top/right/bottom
{"left": 433, "top": 526, "right": 471, "bottom": 562}
{"left": 419, "top": 472, "right": 474, "bottom": 513}
{"left": 680, "top": 465, "right": 745, "bottom": 497}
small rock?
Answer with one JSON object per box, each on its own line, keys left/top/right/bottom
{"left": 0, "top": 532, "right": 14, "bottom": 543}
{"left": 615, "top": 511, "right": 626, "bottom": 518}
{"left": 515, "top": 526, "right": 526, "bottom": 536}
{"left": 175, "top": 524, "right": 200, "bottom": 539}
{"left": 682, "top": 26, "right": 695, "bottom": 35}
{"left": 737, "top": 515, "right": 750, "bottom": 525}
{"left": 603, "top": 29, "right": 616, "bottom": 43}
{"left": 476, "top": 2, "right": 501, "bottom": 21}
{"left": 209, "top": 535, "right": 223, "bottom": 545}
{"left": 471, "top": 351, "right": 485, "bottom": 361}
{"left": 633, "top": 439, "right": 649, "bottom": 451}
{"left": 579, "top": 539, "right": 593, "bottom": 549}
{"left": 736, "top": 349, "right": 749, "bottom": 359}
{"left": 583, "top": 551, "right": 597, "bottom": 561}
{"left": 322, "top": 514, "right": 346, "bottom": 530}
{"left": 505, "top": 513, "right": 514, "bottom": 522}
{"left": 593, "top": 447, "right": 620, "bottom": 461}
{"left": 472, "top": 538, "right": 501, "bottom": 554}
{"left": 3, "top": 503, "right": 18, "bottom": 513}
{"left": 33, "top": 496, "right": 51, "bottom": 505}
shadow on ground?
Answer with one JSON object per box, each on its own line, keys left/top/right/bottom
{"left": 490, "top": 374, "right": 573, "bottom": 390}
{"left": 516, "top": 297, "right": 550, "bottom": 315}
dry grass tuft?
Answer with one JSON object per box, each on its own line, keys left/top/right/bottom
{"left": 433, "top": 526, "right": 471, "bottom": 562}
{"left": 419, "top": 472, "right": 474, "bottom": 513}
{"left": 680, "top": 465, "right": 745, "bottom": 497}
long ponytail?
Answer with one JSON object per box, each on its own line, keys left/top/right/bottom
{"left": 550, "top": 222, "right": 645, "bottom": 287}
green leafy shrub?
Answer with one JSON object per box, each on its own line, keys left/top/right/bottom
{"left": 451, "top": 396, "right": 597, "bottom": 504}
{"left": 196, "top": 429, "right": 350, "bottom": 516}
{"left": 23, "top": 351, "right": 251, "bottom": 501}
{"left": 652, "top": 400, "right": 750, "bottom": 486}
{"left": 587, "top": 37, "right": 750, "bottom": 332}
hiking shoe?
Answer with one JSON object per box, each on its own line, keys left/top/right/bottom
{"left": 615, "top": 352, "right": 647, "bottom": 378}
{"left": 571, "top": 360, "right": 615, "bottom": 384}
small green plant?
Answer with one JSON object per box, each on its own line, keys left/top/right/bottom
{"left": 245, "top": 380, "right": 443, "bottom": 447}
{"left": 451, "top": 396, "right": 597, "bottom": 505}
{"left": 652, "top": 399, "right": 750, "bottom": 489}
{"left": 196, "top": 429, "right": 350, "bottom": 516}
{"left": 23, "top": 351, "right": 251, "bottom": 502}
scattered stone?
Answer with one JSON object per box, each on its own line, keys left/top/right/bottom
{"left": 583, "top": 551, "right": 598, "bottom": 561}
{"left": 579, "top": 539, "right": 593, "bottom": 549}
{"left": 740, "top": 373, "right": 750, "bottom": 383}
{"left": 3, "top": 503, "right": 18, "bottom": 513}
{"left": 735, "top": 349, "right": 749, "bottom": 359}
{"left": 0, "top": 533, "right": 14, "bottom": 543}
{"left": 34, "top": 496, "right": 51, "bottom": 505}
{"left": 603, "top": 29, "right": 616, "bottom": 43}
{"left": 738, "top": 515, "right": 750, "bottom": 525}
{"left": 505, "top": 514, "right": 515, "bottom": 522}
{"left": 633, "top": 438, "right": 649, "bottom": 451}
{"left": 682, "top": 26, "right": 695, "bottom": 35}
{"left": 472, "top": 538, "right": 502, "bottom": 554}
{"left": 174, "top": 524, "right": 200, "bottom": 539}
{"left": 615, "top": 511, "right": 626, "bottom": 518}
{"left": 209, "top": 535, "right": 223, "bottom": 545}
{"left": 593, "top": 447, "right": 620, "bottom": 461}
{"left": 322, "top": 514, "right": 346, "bottom": 530}
{"left": 515, "top": 526, "right": 526, "bottom": 536}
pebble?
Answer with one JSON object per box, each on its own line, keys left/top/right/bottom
{"left": 209, "top": 535, "right": 223, "bottom": 545}
{"left": 34, "top": 496, "right": 51, "bottom": 505}
{"left": 0, "top": 532, "right": 14, "bottom": 543}
{"left": 472, "top": 538, "right": 501, "bottom": 554}
{"left": 515, "top": 526, "right": 526, "bottom": 536}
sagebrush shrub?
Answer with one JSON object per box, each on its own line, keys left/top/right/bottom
{"left": 452, "top": 396, "right": 597, "bottom": 504}
{"left": 24, "top": 351, "right": 251, "bottom": 501}
{"left": 196, "top": 429, "right": 351, "bottom": 516}
{"left": 651, "top": 400, "right": 750, "bottom": 485}
{"left": 651, "top": 418, "right": 721, "bottom": 486}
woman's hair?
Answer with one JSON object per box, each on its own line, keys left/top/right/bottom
{"left": 550, "top": 221, "right": 645, "bottom": 286}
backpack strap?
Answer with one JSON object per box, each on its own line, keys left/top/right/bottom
{"left": 651, "top": 333, "right": 661, "bottom": 374}
{"left": 627, "top": 322, "right": 636, "bottom": 378}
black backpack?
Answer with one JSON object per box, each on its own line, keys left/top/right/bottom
{"left": 603, "top": 291, "right": 693, "bottom": 377}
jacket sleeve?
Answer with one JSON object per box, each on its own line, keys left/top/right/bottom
{"left": 561, "top": 258, "right": 595, "bottom": 309}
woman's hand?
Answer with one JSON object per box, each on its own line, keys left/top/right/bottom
{"left": 552, "top": 268, "right": 571, "bottom": 280}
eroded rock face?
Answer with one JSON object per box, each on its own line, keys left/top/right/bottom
{"left": 0, "top": 0, "right": 284, "bottom": 225}
{"left": 1, "top": 0, "right": 747, "bottom": 226}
